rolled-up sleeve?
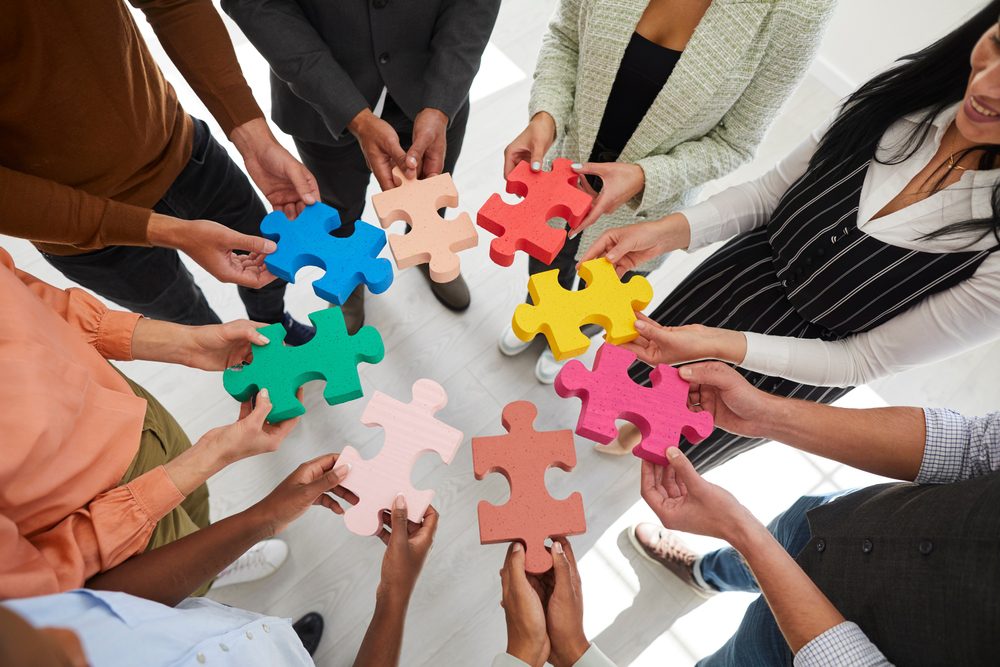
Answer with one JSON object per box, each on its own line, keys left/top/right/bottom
{"left": 916, "top": 408, "right": 1000, "bottom": 485}
{"left": 7, "top": 252, "right": 141, "bottom": 361}
{"left": 795, "top": 622, "right": 891, "bottom": 666}
{"left": 0, "top": 467, "right": 184, "bottom": 599}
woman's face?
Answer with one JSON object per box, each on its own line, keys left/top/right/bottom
{"left": 957, "top": 20, "right": 1000, "bottom": 144}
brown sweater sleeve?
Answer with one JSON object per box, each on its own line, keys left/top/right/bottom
{"left": 130, "top": 0, "right": 263, "bottom": 136}
{"left": 0, "top": 166, "right": 151, "bottom": 250}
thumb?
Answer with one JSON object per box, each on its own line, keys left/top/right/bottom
{"left": 389, "top": 493, "right": 409, "bottom": 549}
{"left": 679, "top": 362, "right": 740, "bottom": 390}
{"left": 289, "top": 163, "right": 319, "bottom": 206}
{"left": 665, "top": 447, "right": 700, "bottom": 487}
{"left": 224, "top": 227, "right": 277, "bottom": 255}
{"left": 529, "top": 142, "right": 546, "bottom": 172}
{"left": 247, "top": 389, "right": 271, "bottom": 429}
{"left": 406, "top": 133, "right": 432, "bottom": 172}
{"left": 551, "top": 539, "right": 573, "bottom": 594}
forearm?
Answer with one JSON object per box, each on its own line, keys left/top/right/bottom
{"left": 161, "top": 432, "right": 237, "bottom": 496}
{"left": 729, "top": 521, "right": 845, "bottom": 654}
{"left": 86, "top": 507, "right": 272, "bottom": 606}
{"left": 352, "top": 592, "right": 409, "bottom": 667}
{"left": 129, "top": 317, "right": 195, "bottom": 365}
{"left": 757, "top": 399, "right": 926, "bottom": 481}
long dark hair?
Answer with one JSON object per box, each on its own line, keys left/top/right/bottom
{"left": 810, "top": 1, "right": 1000, "bottom": 247}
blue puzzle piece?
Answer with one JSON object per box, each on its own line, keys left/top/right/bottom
{"left": 261, "top": 203, "right": 394, "bottom": 305}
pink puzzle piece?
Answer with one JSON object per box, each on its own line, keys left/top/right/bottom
{"left": 554, "top": 344, "right": 715, "bottom": 466}
{"left": 371, "top": 167, "right": 478, "bottom": 283}
{"left": 473, "top": 401, "right": 586, "bottom": 574}
{"left": 339, "top": 379, "right": 464, "bottom": 536}
{"left": 477, "top": 158, "right": 593, "bottom": 267}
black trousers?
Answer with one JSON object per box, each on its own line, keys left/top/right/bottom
{"left": 43, "top": 118, "right": 287, "bottom": 325}
{"left": 293, "top": 96, "right": 470, "bottom": 234}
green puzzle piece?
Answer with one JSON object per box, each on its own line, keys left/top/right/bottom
{"left": 223, "top": 308, "right": 385, "bottom": 422}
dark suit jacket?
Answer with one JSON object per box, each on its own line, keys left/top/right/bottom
{"left": 223, "top": 0, "right": 500, "bottom": 146}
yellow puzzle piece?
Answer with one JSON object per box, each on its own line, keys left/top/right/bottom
{"left": 512, "top": 258, "right": 654, "bottom": 361}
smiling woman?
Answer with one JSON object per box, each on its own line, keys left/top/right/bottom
{"left": 582, "top": 1, "right": 1000, "bottom": 471}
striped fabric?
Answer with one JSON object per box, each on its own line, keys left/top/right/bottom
{"left": 632, "top": 161, "right": 992, "bottom": 472}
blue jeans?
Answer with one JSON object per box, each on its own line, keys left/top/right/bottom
{"left": 695, "top": 492, "right": 850, "bottom": 667}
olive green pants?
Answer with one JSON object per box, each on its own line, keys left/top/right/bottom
{"left": 119, "top": 376, "right": 213, "bottom": 596}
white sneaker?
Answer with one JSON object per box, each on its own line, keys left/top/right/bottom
{"left": 534, "top": 348, "right": 567, "bottom": 384}
{"left": 498, "top": 324, "right": 532, "bottom": 357}
{"left": 213, "top": 539, "right": 289, "bottom": 589}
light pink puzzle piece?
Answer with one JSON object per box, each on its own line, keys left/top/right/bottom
{"left": 554, "top": 343, "right": 714, "bottom": 466}
{"left": 371, "top": 167, "right": 478, "bottom": 283}
{"left": 339, "top": 378, "right": 464, "bottom": 536}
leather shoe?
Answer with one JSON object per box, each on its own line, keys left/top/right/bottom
{"left": 292, "top": 611, "right": 325, "bottom": 656}
{"left": 334, "top": 286, "right": 366, "bottom": 334}
{"left": 418, "top": 264, "right": 470, "bottom": 311}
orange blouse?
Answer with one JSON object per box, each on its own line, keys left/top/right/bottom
{"left": 0, "top": 247, "right": 184, "bottom": 598}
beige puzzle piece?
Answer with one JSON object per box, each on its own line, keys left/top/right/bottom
{"left": 371, "top": 167, "right": 479, "bottom": 283}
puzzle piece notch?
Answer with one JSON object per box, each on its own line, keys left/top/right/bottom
{"left": 554, "top": 343, "right": 714, "bottom": 466}
{"left": 512, "top": 258, "right": 653, "bottom": 361}
{"left": 477, "top": 158, "right": 593, "bottom": 267}
{"left": 371, "top": 167, "right": 478, "bottom": 283}
{"left": 338, "top": 379, "right": 464, "bottom": 536}
{"left": 472, "top": 401, "right": 586, "bottom": 574}
{"left": 260, "top": 202, "right": 394, "bottom": 305}
{"left": 222, "top": 307, "right": 385, "bottom": 422}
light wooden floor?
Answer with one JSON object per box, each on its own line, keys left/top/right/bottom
{"left": 4, "top": 2, "right": 999, "bottom": 665}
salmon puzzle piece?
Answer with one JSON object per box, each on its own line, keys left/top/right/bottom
{"left": 554, "top": 343, "right": 715, "bottom": 466}
{"left": 473, "top": 401, "right": 586, "bottom": 574}
{"left": 338, "top": 379, "right": 463, "bottom": 536}
{"left": 222, "top": 307, "right": 384, "bottom": 423}
{"left": 512, "top": 258, "right": 653, "bottom": 361}
{"left": 371, "top": 167, "right": 478, "bottom": 283}
{"left": 477, "top": 157, "right": 593, "bottom": 267}
{"left": 261, "top": 202, "right": 394, "bottom": 305}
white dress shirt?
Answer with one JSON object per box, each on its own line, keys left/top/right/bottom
{"left": 3, "top": 590, "right": 314, "bottom": 667}
{"left": 682, "top": 102, "right": 1000, "bottom": 387}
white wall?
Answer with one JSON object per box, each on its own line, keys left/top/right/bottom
{"left": 813, "top": 0, "right": 986, "bottom": 94}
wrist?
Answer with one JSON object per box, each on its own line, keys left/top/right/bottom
{"left": 723, "top": 511, "right": 770, "bottom": 553}
{"left": 147, "top": 213, "right": 187, "bottom": 250}
{"left": 705, "top": 328, "right": 747, "bottom": 364}
{"left": 551, "top": 635, "right": 590, "bottom": 667}
{"left": 416, "top": 107, "right": 448, "bottom": 126}
{"left": 507, "top": 640, "right": 546, "bottom": 667}
{"left": 229, "top": 117, "right": 274, "bottom": 157}
{"left": 658, "top": 213, "right": 692, "bottom": 252}
{"left": 348, "top": 108, "right": 377, "bottom": 138}
{"left": 529, "top": 111, "right": 556, "bottom": 141}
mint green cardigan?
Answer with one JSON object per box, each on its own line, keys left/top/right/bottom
{"left": 529, "top": 0, "right": 836, "bottom": 263}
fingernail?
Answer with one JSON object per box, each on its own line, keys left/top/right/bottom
{"left": 666, "top": 447, "right": 681, "bottom": 460}
{"left": 531, "top": 161, "right": 541, "bottom": 172}
{"left": 512, "top": 542, "right": 523, "bottom": 553}
{"left": 263, "top": 241, "right": 277, "bottom": 253}
{"left": 571, "top": 163, "right": 583, "bottom": 170}
{"left": 256, "top": 334, "right": 269, "bottom": 345}
{"left": 634, "top": 320, "right": 647, "bottom": 330}
{"left": 394, "top": 493, "right": 406, "bottom": 509}
{"left": 553, "top": 541, "right": 564, "bottom": 555}
{"left": 679, "top": 367, "right": 692, "bottom": 379}
{"left": 259, "top": 388, "right": 269, "bottom": 400}
{"left": 568, "top": 231, "right": 578, "bottom": 239}
{"left": 333, "top": 463, "right": 351, "bottom": 477}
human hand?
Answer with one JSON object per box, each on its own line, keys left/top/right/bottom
{"left": 578, "top": 215, "right": 688, "bottom": 275}
{"left": 503, "top": 112, "right": 557, "bottom": 178}
{"left": 148, "top": 214, "right": 278, "bottom": 289}
{"left": 376, "top": 496, "right": 439, "bottom": 605}
{"left": 678, "top": 362, "right": 778, "bottom": 439}
{"left": 175, "top": 320, "right": 270, "bottom": 371}
{"left": 539, "top": 539, "right": 589, "bottom": 667}
{"left": 500, "top": 542, "right": 550, "bottom": 667}
{"left": 349, "top": 109, "right": 408, "bottom": 191}
{"left": 230, "top": 118, "right": 319, "bottom": 218}
{"left": 38, "top": 627, "right": 88, "bottom": 667}
{"left": 570, "top": 162, "right": 645, "bottom": 236}
{"left": 406, "top": 108, "right": 448, "bottom": 179}
{"left": 198, "top": 389, "right": 301, "bottom": 464}
{"left": 640, "top": 449, "right": 757, "bottom": 542}
{"left": 250, "top": 453, "right": 353, "bottom": 536}
{"left": 619, "top": 314, "right": 747, "bottom": 367}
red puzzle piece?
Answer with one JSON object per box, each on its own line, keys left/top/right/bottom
{"left": 472, "top": 401, "right": 586, "bottom": 574}
{"left": 554, "top": 344, "right": 715, "bottom": 466}
{"left": 476, "top": 158, "right": 593, "bottom": 267}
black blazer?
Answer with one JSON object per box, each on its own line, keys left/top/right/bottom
{"left": 223, "top": 0, "right": 500, "bottom": 145}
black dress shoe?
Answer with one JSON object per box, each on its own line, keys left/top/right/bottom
{"left": 418, "top": 264, "right": 471, "bottom": 311}
{"left": 281, "top": 312, "right": 317, "bottom": 346}
{"left": 292, "top": 612, "right": 325, "bottom": 656}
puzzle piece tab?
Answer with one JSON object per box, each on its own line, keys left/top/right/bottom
{"left": 261, "top": 202, "right": 394, "bottom": 305}
{"left": 338, "top": 379, "right": 464, "bottom": 536}
{"left": 473, "top": 401, "right": 586, "bottom": 574}
{"left": 222, "top": 307, "right": 384, "bottom": 422}
{"left": 513, "top": 258, "right": 653, "bottom": 361}
{"left": 371, "top": 167, "right": 478, "bottom": 283}
{"left": 477, "top": 158, "right": 593, "bottom": 267}
{"left": 554, "top": 343, "right": 714, "bottom": 465}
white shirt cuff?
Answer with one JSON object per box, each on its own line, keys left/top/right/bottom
{"left": 794, "top": 622, "right": 891, "bottom": 667}
{"left": 680, "top": 200, "right": 723, "bottom": 252}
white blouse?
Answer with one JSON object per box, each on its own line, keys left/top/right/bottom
{"left": 680, "top": 102, "right": 1000, "bottom": 387}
